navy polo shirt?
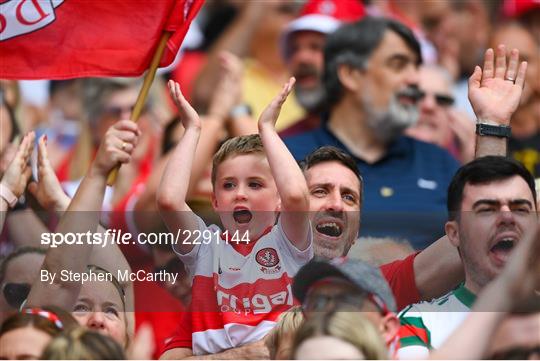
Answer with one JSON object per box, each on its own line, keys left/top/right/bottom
{"left": 283, "top": 124, "right": 460, "bottom": 249}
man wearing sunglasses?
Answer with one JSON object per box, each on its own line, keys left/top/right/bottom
{"left": 292, "top": 257, "right": 401, "bottom": 358}
{"left": 406, "top": 65, "right": 476, "bottom": 164}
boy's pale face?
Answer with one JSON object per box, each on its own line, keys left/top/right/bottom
{"left": 212, "top": 154, "right": 281, "bottom": 239}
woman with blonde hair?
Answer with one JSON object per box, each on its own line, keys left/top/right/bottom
{"left": 42, "top": 327, "right": 125, "bottom": 360}
{"left": 292, "top": 310, "right": 388, "bottom": 360}
{"left": 265, "top": 306, "right": 304, "bottom": 359}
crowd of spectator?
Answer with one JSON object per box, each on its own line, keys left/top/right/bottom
{"left": 1, "top": 0, "right": 539, "bottom": 359}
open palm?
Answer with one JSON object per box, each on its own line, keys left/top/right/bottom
{"left": 468, "top": 45, "right": 527, "bottom": 125}
{"left": 258, "top": 77, "right": 295, "bottom": 129}
{"left": 168, "top": 80, "right": 201, "bottom": 130}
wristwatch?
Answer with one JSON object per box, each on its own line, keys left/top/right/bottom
{"left": 0, "top": 183, "right": 18, "bottom": 208}
{"left": 476, "top": 123, "right": 512, "bottom": 138}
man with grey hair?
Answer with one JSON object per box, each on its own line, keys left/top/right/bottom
{"left": 284, "top": 17, "right": 460, "bottom": 249}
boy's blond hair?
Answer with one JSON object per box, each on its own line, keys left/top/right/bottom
{"left": 211, "top": 134, "right": 265, "bottom": 186}
{"left": 265, "top": 306, "right": 304, "bottom": 359}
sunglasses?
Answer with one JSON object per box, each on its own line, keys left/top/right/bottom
{"left": 417, "top": 90, "right": 455, "bottom": 107}
{"left": 304, "top": 292, "right": 368, "bottom": 312}
{"left": 303, "top": 285, "right": 390, "bottom": 316}
{"left": 2, "top": 282, "right": 31, "bottom": 309}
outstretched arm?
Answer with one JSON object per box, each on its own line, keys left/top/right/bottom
{"left": 258, "top": 78, "right": 310, "bottom": 251}
{"left": 470, "top": 44, "right": 527, "bottom": 158}
{"left": 28, "top": 134, "right": 135, "bottom": 333}
{"left": 27, "top": 120, "right": 139, "bottom": 310}
{"left": 413, "top": 236, "right": 463, "bottom": 300}
{"left": 160, "top": 341, "right": 269, "bottom": 360}
{"left": 192, "top": 3, "right": 266, "bottom": 111}
{"left": 156, "top": 81, "right": 202, "bottom": 254}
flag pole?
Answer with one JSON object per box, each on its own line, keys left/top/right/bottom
{"left": 107, "top": 31, "right": 172, "bottom": 186}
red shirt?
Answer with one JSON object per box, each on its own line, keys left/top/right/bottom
{"left": 134, "top": 280, "right": 185, "bottom": 358}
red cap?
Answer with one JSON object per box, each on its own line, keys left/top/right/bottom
{"left": 281, "top": 0, "right": 365, "bottom": 59}
{"left": 300, "top": 0, "right": 365, "bottom": 21}
{"left": 502, "top": 0, "right": 540, "bottom": 18}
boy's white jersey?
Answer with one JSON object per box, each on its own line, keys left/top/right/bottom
{"left": 397, "top": 284, "right": 476, "bottom": 359}
{"left": 175, "top": 216, "right": 313, "bottom": 355}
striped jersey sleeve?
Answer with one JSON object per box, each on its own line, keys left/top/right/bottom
{"left": 397, "top": 305, "right": 431, "bottom": 359}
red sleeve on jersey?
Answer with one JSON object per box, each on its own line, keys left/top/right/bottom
{"left": 162, "top": 309, "right": 193, "bottom": 354}
{"left": 379, "top": 252, "right": 421, "bottom": 311}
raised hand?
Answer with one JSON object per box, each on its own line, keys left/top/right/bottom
{"left": 92, "top": 120, "right": 140, "bottom": 177}
{"left": 1, "top": 132, "right": 35, "bottom": 199}
{"left": 27, "top": 135, "right": 71, "bottom": 211}
{"left": 258, "top": 77, "right": 295, "bottom": 130}
{"left": 468, "top": 44, "right": 528, "bottom": 125}
{"left": 207, "top": 51, "right": 245, "bottom": 121}
{"left": 168, "top": 80, "right": 201, "bottom": 130}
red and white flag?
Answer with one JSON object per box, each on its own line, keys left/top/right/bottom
{"left": 0, "top": 0, "right": 203, "bottom": 79}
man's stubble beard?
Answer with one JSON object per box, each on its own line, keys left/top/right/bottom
{"left": 459, "top": 227, "right": 496, "bottom": 293}
{"left": 313, "top": 238, "right": 348, "bottom": 260}
{"left": 362, "top": 92, "right": 419, "bottom": 144}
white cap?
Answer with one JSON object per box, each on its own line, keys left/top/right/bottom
{"left": 281, "top": 14, "right": 341, "bottom": 60}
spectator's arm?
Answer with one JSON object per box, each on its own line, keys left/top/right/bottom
{"left": 413, "top": 236, "right": 463, "bottom": 300}
{"left": 26, "top": 120, "right": 139, "bottom": 309}
{"left": 192, "top": 3, "right": 265, "bottom": 111}
{"left": 209, "top": 51, "right": 256, "bottom": 137}
{"left": 156, "top": 81, "right": 202, "bottom": 254}
{"left": 160, "top": 341, "right": 269, "bottom": 360}
{"left": 258, "top": 78, "right": 310, "bottom": 251}
{"left": 6, "top": 209, "right": 49, "bottom": 248}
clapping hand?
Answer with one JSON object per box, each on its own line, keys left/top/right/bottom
{"left": 1, "top": 132, "right": 35, "bottom": 199}
{"left": 27, "top": 135, "right": 71, "bottom": 211}
{"left": 168, "top": 80, "right": 201, "bottom": 131}
{"left": 258, "top": 77, "right": 295, "bottom": 130}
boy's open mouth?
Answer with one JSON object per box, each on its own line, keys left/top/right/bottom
{"left": 233, "top": 209, "right": 253, "bottom": 224}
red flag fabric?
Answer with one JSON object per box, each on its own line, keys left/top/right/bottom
{"left": 0, "top": 0, "right": 204, "bottom": 79}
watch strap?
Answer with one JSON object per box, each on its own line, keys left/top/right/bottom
{"left": 0, "top": 183, "right": 18, "bottom": 208}
{"left": 476, "top": 123, "right": 512, "bottom": 138}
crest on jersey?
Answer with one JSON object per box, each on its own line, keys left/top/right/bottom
{"left": 256, "top": 248, "right": 279, "bottom": 268}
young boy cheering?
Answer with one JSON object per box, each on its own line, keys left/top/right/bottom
{"left": 157, "top": 78, "right": 312, "bottom": 356}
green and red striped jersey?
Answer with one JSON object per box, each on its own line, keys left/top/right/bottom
{"left": 397, "top": 284, "right": 476, "bottom": 359}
